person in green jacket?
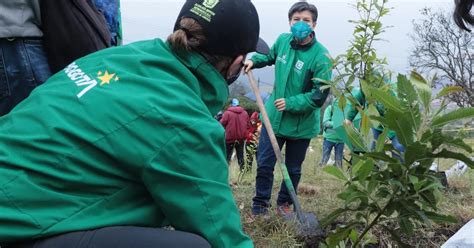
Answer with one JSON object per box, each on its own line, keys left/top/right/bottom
{"left": 344, "top": 87, "right": 405, "bottom": 162}
{"left": 243, "top": 1, "right": 332, "bottom": 216}
{"left": 0, "top": 1, "right": 269, "bottom": 247}
{"left": 320, "top": 100, "right": 344, "bottom": 168}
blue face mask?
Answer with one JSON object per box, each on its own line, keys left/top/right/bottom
{"left": 291, "top": 21, "right": 312, "bottom": 42}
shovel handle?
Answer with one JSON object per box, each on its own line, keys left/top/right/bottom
{"left": 246, "top": 71, "right": 305, "bottom": 222}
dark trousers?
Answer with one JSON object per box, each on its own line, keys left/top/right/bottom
{"left": 226, "top": 140, "right": 245, "bottom": 170}
{"left": 0, "top": 38, "right": 52, "bottom": 116}
{"left": 252, "top": 126, "right": 310, "bottom": 214}
{"left": 6, "top": 226, "right": 211, "bottom": 248}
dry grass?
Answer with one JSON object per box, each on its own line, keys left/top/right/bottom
{"left": 229, "top": 138, "right": 474, "bottom": 247}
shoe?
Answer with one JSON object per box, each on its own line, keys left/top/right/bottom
{"left": 247, "top": 212, "right": 270, "bottom": 223}
{"left": 276, "top": 203, "right": 292, "bottom": 216}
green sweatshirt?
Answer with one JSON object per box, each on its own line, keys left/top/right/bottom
{"left": 323, "top": 104, "right": 343, "bottom": 143}
{"left": 345, "top": 88, "right": 396, "bottom": 138}
{"left": 0, "top": 39, "right": 252, "bottom": 248}
{"left": 250, "top": 33, "right": 332, "bottom": 139}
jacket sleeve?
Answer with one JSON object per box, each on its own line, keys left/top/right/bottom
{"left": 345, "top": 90, "right": 364, "bottom": 121}
{"left": 323, "top": 105, "right": 333, "bottom": 128}
{"left": 285, "top": 54, "right": 333, "bottom": 113}
{"left": 249, "top": 35, "right": 282, "bottom": 68}
{"left": 220, "top": 111, "right": 229, "bottom": 127}
{"left": 142, "top": 119, "right": 253, "bottom": 248}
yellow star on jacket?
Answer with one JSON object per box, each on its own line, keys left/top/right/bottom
{"left": 98, "top": 71, "right": 116, "bottom": 86}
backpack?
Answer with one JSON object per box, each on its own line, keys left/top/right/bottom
{"left": 40, "top": 0, "right": 111, "bottom": 73}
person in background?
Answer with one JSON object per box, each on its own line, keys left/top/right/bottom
{"left": 0, "top": 0, "right": 268, "bottom": 247}
{"left": 345, "top": 86, "right": 405, "bottom": 162}
{"left": 93, "top": 0, "right": 122, "bottom": 45}
{"left": 0, "top": 0, "right": 52, "bottom": 116}
{"left": 40, "top": 0, "right": 121, "bottom": 73}
{"left": 245, "top": 111, "right": 262, "bottom": 172}
{"left": 214, "top": 110, "right": 224, "bottom": 121}
{"left": 244, "top": 1, "right": 332, "bottom": 216}
{"left": 220, "top": 98, "right": 250, "bottom": 171}
{"left": 320, "top": 100, "right": 344, "bottom": 168}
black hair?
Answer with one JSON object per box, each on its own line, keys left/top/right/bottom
{"left": 454, "top": 0, "right": 473, "bottom": 32}
{"left": 288, "top": 1, "right": 318, "bottom": 23}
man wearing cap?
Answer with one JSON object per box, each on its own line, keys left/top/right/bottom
{"left": 244, "top": 1, "right": 332, "bottom": 216}
{"left": 0, "top": 0, "right": 268, "bottom": 247}
{"left": 220, "top": 98, "right": 250, "bottom": 170}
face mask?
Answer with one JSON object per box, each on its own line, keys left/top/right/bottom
{"left": 226, "top": 73, "right": 240, "bottom": 85}
{"left": 226, "top": 61, "right": 244, "bottom": 85}
{"left": 291, "top": 21, "right": 312, "bottom": 42}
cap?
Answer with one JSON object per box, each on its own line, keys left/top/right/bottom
{"left": 174, "top": 0, "right": 269, "bottom": 57}
{"left": 231, "top": 98, "right": 239, "bottom": 106}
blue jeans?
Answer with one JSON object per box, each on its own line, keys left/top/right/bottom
{"left": 320, "top": 139, "right": 344, "bottom": 167}
{"left": 0, "top": 38, "right": 51, "bottom": 116}
{"left": 372, "top": 128, "right": 405, "bottom": 162}
{"left": 252, "top": 126, "right": 311, "bottom": 214}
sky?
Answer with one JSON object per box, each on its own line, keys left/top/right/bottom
{"left": 120, "top": 0, "right": 455, "bottom": 84}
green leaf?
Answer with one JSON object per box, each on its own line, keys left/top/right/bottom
{"left": 360, "top": 110, "right": 372, "bottom": 137}
{"left": 375, "top": 187, "right": 392, "bottom": 198}
{"left": 320, "top": 208, "right": 349, "bottom": 227}
{"left": 375, "top": 128, "right": 388, "bottom": 152}
{"left": 344, "top": 123, "right": 367, "bottom": 151}
{"left": 413, "top": 180, "right": 426, "bottom": 192}
{"left": 323, "top": 166, "right": 348, "bottom": 181}
{"left": 385, "top": 110, "right": 415, "bottom": 146}
{"left": 365, "top": 152, "right": 398, "bottom": 163}
{"left": 367, "top": 177, "right": 378, "bottom": 193}
{"left": 410, "top": 71, "right": 432, "bottom": 110}
{"left": 327, "top": 224, "right": 358, "bottom": 247}
{"left": 349, "top": 229, "right": 358, "bottom": 243}
{"left": 429, "top": 149, "right": 474, "bottom": 169}
{"left": 371, "top": 88, "right": 403, "bottom": 113}
{"left": 356, "top": 159, "right": 375, "bottom": 182}
{"left": 367, "top": 103, "right": 381, "bottom": 127}
{"left": 409, "top": 175, "right": 419, "bottom": 188}
{"left": 352, "top": 160, "right": 365, "bottom": 175}
{"left": 443, "top": 137, "right": 473, "bottom": 153}
{"left": 338, "top": 95, "right": 347, "bottom": 112}
{"left": 399, "top": 217, "right": 414, "bottom": 234}
{"left": 432, "top": 107, "right": 474, "bottom": 128}
{"left": 436, "top": 86, "right": 464, "bottom": 99}
{"left": 410, "top": 70, "right": 429, "bottom": 85}
{"left": 419, "top": 182, "right": 443, "bottom": 194}
{"left": 425, "top": 211, "right": 457, "bottom": 224}
{"left": 404, "top": 142, "right": 427, "bottom": 166}
{"left": 382, "top": 225, "right": 411, "bottom": 248}
{"left": 397, "top": 74, "right": 418, "bottom": 106}
{"left": 396, "top": 75, "right": 422, "bottom": 133}
{"left": 347, "top": 75, "right": 356, "bottom": 86}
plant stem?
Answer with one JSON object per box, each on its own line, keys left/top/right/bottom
{"left": 353, "top": 194, "right": 396, "bottom": 247}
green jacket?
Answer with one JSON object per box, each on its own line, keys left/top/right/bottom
{"left": 251, "top": 33, "right": 332, "bottom": 139}
{"left": 0, "top": 39, "right": 252, "bottom": 248}
{"left": 323, "top": 104, "right": 343, "bottom": 143}
{"left": 345, "top": 88, "right": 396, "bottom": 138}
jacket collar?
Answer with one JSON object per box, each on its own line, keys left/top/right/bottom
{"left": 290, "top": 32, "right": 317, "bottom": 51}
{"left": 172, "top": 47, "right": 229, "bottom": 116}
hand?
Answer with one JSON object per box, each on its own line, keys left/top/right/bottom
{"left": 243, "top": 60, "right": 254, "bottom": 73}
{"left": 343, "top": 119, "right": 353, "bottom": 126}
{"left": 274, "top": 98, "right": 286, "bottom": 111}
